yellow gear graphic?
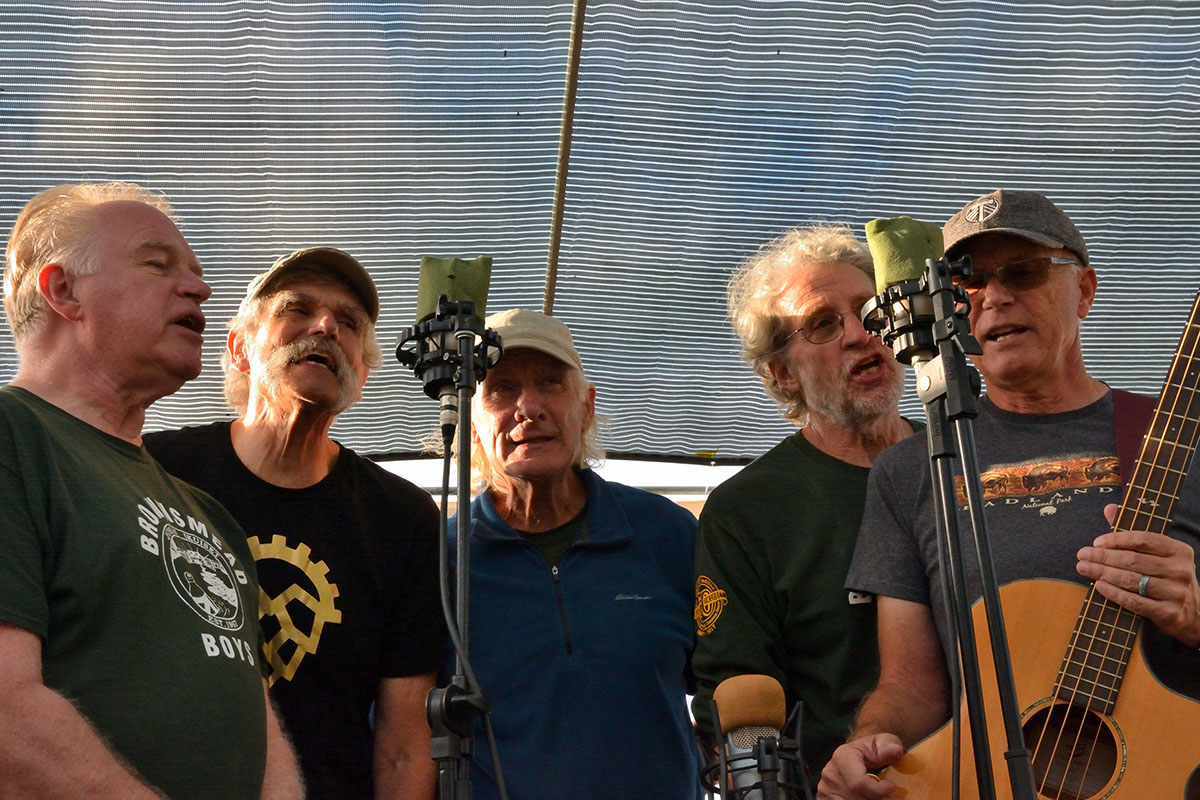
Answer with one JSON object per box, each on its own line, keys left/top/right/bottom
{"left": 694, "top": 574, "right": 727, "bottom": 637}
{"left": 249, "top": 535, "right": 342, "bottom": 687}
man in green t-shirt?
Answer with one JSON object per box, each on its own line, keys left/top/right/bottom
{"left": 691, "top": 224, "right": 918, "bottom": 784}
{"left": 0, "top": 182, "right": 302, "bottom": 799}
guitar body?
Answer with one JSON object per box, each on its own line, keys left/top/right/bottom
{"left": 883, "top": 579, "right": 1200, "bottom": 799}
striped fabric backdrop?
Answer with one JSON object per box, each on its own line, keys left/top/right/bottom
{"left": 2, "top": 0, "right": 1197, "bottom": 462}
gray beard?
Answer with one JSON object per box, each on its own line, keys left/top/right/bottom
{"left": 803, "top": 358, "right": 905, "bottom": 432}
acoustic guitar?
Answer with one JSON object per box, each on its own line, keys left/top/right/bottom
{"left": 882, "top": 289, "right": 1200, "bottom": 799}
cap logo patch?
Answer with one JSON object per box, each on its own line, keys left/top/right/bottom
{"left": 964, "top": 197, "right": 1000, "bottom": 224}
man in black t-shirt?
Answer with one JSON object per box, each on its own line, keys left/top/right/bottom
{"left": 691, "top": 225, "right": 918, "bottom": 782}
{"left": 146, "top": 247, "right": 444, "bottom": 800}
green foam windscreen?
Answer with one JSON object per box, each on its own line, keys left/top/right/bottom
{"left": 865, "top": 216, "right": 944, "bottom": 294}
{"left": 415, "top": 255, "right": 493, "bottom": 323}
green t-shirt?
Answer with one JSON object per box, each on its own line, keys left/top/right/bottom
{"left": 691, "top": 424, "right": 919, "bottom": 780}
{"left": 0, "top": 387, "right": 267, "bottom": 798}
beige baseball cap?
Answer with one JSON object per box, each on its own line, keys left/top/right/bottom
{"left": 241, "top": 247, "right": 380, "bottom": 322}
{"left": 486, "top": 308, "right": 584, "bottom": 372}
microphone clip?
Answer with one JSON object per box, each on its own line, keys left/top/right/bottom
{"left": 861, "top": 255, "right": 979, "bottom": 366}
{"left": 701, "top": 697, "right": 807, "bottom": 800}
{"left": 396, "top": 295, "right": 503, "bottom": 401}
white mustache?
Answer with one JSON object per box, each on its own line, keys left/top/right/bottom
{"left": 259, "top": 336, "right": 361, "bottom": 413}
{"left": 276, "top": 337, "right": 352, "bottom": 375}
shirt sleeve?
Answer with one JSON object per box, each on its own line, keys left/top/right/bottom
{"left": 689, "top": 503, "right": 786, "bottom": 736}
{"left": 845, "top": 450, "right": 930, "bottom": 605}
{"left": 380, "top": 488, "right": 447, "bottom": 677}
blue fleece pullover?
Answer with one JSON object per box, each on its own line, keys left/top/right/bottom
{"left": 448, "top": 469, "right": 701, "bottom": 799}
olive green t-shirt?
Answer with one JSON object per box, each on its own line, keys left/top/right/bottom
{"left": 0, "top": 387, "right": 267, "bottom": 798}
{"left": 692, "top": 423, "right": 921, "bottom": 779}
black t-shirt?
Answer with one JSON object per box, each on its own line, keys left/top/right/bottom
{"left": 145, "top": 421, "right": 445, "bottom": 799}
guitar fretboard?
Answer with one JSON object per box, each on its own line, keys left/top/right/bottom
{"left": 1054, "top": 292, "right": 1200, "bottom": 713}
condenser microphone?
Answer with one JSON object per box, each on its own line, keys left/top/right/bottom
{"left": 415, "top": 255, "right": 493, "bottom": 323}
{"left": 396, "top": 255, "right": 501, "bottom": 434}
{"left": 861, "top": 216, "right": 949, "bottom": 365}
{"left": 711, "top": 674, "right": 793, "bottom": 800}
{"left": 865, "top": 215, "right": 943, "bottom": 294}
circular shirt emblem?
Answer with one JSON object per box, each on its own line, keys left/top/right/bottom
{"left": 694, "top": 574, "right": 728, "bottom": 637}
{"left": 161, "top": 523, "right": 244, "bottom": 631}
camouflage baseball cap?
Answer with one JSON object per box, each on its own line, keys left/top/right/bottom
{"left": 942, "top": 189, "right": 1088, "bottom": 266}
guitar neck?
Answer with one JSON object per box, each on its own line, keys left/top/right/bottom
{"left": 1055, "top": 289, "right": 1200, "bottom": 713}
{"left": 1116, "top": 290, "right": 1200, "bottom": 533}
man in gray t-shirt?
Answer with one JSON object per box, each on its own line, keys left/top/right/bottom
{"left": 849, "top": 392, "right": 1200, "bottom": 675}
{"left": 819, "top": 190, "right": 1200, "bottom": 799}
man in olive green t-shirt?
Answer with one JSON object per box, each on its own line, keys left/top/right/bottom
{"left": 0, "top": 182, "right": 302, "bottom": 799}
{"left": 691, "top": 225, "right": 918, "bottom": 783}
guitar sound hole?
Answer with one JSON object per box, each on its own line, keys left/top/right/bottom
{"left": 1023, "top": 703, "right": 1117, "bottom": 800}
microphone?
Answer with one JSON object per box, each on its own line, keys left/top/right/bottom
{"left": 861, "top": 215, "right": 973, "bottom": 367}
{"left": 704, "top": 675, "right": 804, "bottom": 800}
{"left": 399, "top": 260, "right": 511, "bottom": 800}
{"left": 396, "top": 255, "right": 502, "bottom": 435}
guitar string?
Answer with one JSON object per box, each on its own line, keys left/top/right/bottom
{"left": 1064, "top": 312, "right": 1200, "bottom": 799}
{"left": 1036, "top": 305, "right": 1200, "bottom": 797}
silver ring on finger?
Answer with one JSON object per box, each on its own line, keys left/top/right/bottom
{"left": 1138, "top": 574, "right": 1150, "bottom": 597}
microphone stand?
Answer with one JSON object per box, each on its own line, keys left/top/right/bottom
{"left": 862, "top": 258, "right": 1035, "bottom": 800}
{"left": 397, "top": 296, "right": 506, "bottom": 800}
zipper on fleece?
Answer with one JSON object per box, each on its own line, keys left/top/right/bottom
{"left": 550, "top": 565, "right": 574, "bottom": 654}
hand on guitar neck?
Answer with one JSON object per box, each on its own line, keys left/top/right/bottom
{"left": 1075, "top": 503, "right": 1200, "bottom": 649}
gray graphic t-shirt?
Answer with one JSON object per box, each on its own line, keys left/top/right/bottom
{"left": 848, "top": 391, "right": 1200, "bottom": 667}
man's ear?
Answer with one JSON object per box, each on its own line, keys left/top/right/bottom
{"left": 768, "top": 357, "right": 801, "bottom": 394}
{"left": 1076, "top": 265, "right": 1098, "bottom": 319}
{"left": 228, "top": 329, "right": 252, "bottom": 372}
{"left": 584, "top": 382, "right": 597, "bottom": 420}
{"left": 37, "top": 264, "right": 83, "bottom": 322}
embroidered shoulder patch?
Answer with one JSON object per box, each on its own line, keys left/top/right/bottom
{"left": 694, "top": 574, "right": 727, "bottom": 636}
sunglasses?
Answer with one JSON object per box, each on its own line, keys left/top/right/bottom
{"left": 954, "top": 256, "right": 1080, "bottom": 295}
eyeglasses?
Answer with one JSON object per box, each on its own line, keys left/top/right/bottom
{"left": 784, "top": 308, "right": 860, "bottom": 345}
{"left": 954, "top": 256, "right": 1080, "bottom": 295}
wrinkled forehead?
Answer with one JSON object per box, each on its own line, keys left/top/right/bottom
{"left": 955, "top": 232, "right": 1069, "bottom": 267}
{"left": 93, "top": 200, "right": 199, "bottom": 270}
{"left": 490, "top": 346, "right": 574, "bottom": 377}
{"left": 261, "top": 279, "right": 368, "bottom": 317}
{"left": 778, "top": 260, "right": 876, "bottom": 317}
